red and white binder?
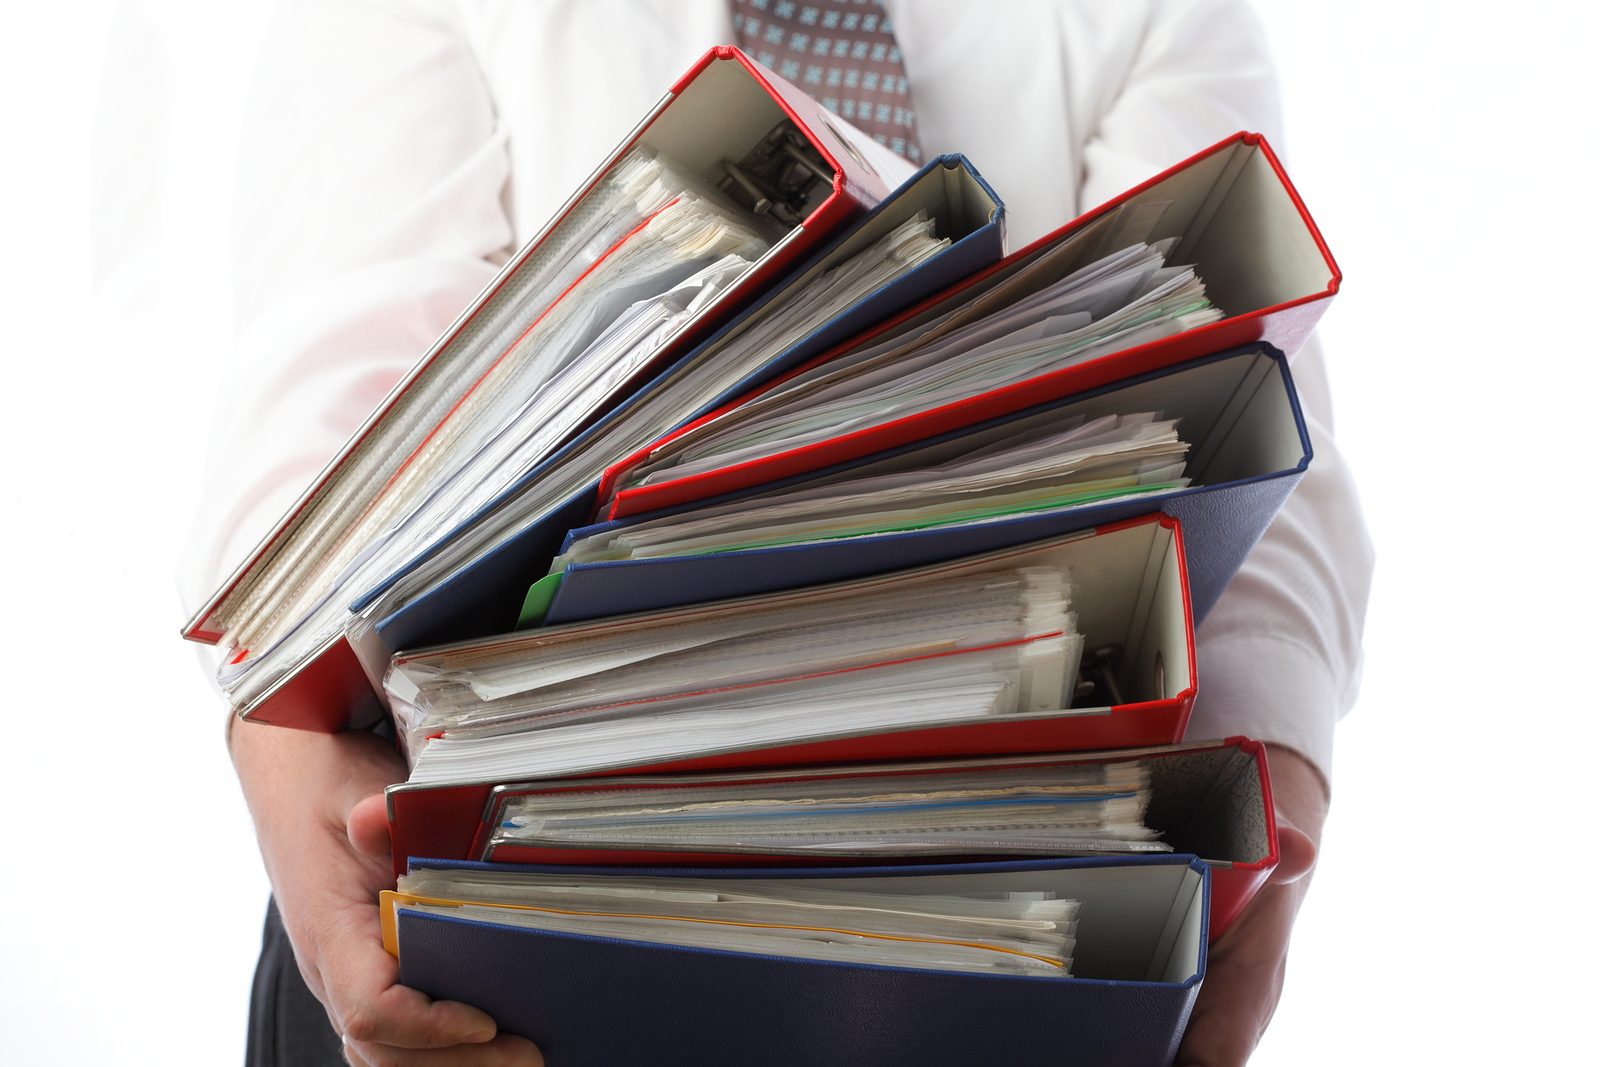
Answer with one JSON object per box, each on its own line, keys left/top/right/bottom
{"left": 182, "top": 48, "right": 908, "bottom": 731}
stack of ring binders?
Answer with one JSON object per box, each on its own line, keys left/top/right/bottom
{"left": 185, "top": 46, "right": 1339, "bottom": 1067}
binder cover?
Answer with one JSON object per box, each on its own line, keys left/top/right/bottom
{"left": 391, "top": 854, "right": 1208, "bottom": 1067}
{"left": 545, "top": 342, "right": 1308, "bottom": 628}
{"left": 369, "top": 154, "right": 1006, "bottom": 660}
{"left": 599, "top": 131, "right": 1337, "bottom": 521}
{"left": 387, "top": 737, "right": 1273, "bottom": 940}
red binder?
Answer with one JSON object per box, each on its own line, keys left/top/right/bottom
{"left": 384, "top": 511, "right": 1195, "bottom": 850}
{"left": 385, "top": 736, "right": 1277, "bottom": 941}
{"left": 182, "top": 48, "right": 904, "bottom": 731}
{"left": 598, "top": 131, "right": 1339, "bottom": 521}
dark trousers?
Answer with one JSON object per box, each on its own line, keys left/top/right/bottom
{"left": 247, "top": 898, "right": 347, "bottom": 1067}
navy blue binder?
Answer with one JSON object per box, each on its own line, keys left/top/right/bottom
{"left": 539, "top": 342, "right": 1310, "bottom": 628}
{"left": 394, "top": 854, "right": 1209, "bottom": 1067}
{"left": 368, "top": 155, "right": 1006, "bottom": 652}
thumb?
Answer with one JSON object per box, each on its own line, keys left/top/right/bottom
{"left": 1269, "top": 822, "right": 1317, "bottom": 885}
{"left": 347, "top": 792, "right": 392, "bottom": 860}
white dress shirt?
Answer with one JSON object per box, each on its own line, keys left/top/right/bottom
{"left": 182, "top": 0, "right": 1373, "bottom": 780}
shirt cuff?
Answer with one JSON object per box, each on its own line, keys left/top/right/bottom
{"left": 1185, "top": 632, "right": 1345, "bottom": 784}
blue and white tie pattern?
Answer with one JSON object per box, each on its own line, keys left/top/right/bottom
{"left": 733, "top": 0, "right": 922, "bottom": 162}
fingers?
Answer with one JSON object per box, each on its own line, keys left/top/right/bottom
{"left": 235, "top": 724, "right": 541, "bottom": 1063}
{"left": 348, "top": 791, "right": 393, "bottom": 859}
{"left": 1268, "top": 823, "right": 1317, "bottom": 885}
{"left": 334, "top": 981, "right": 498, "bottom": 1048}
{"left": 307, "top": 896, "right": 544, "bottom": 1065}
{"left": 314, "top": 901, "right": 500, "bottom": 1051}
{"left": 323, "top": 931, "right": 545, "bottom": 1067}
{"left": 1260, "top": 744, "right": 1325, "bottom": 885}
{"left": 344, "top": 1032, "right": 545, "bottom": 1067}
{"left": 1173, "top": 881, "right": 1299, "bottom": 1066}
{"left": 235, "top": 725, "right": 543, "bottom": 1064}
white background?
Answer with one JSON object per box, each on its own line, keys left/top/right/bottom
{"left": 0, "top": 1, "right": 1594, "bottom": 1062}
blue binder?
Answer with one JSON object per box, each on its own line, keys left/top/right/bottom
{"left": 367, "top": 154, "right": 1007, "bottom": 652}
{"left": 539, "top": 342, "right": 1310, "bottom": 628}
{"left": 394, "top": 854, "right": 1209, "bottom": 1067}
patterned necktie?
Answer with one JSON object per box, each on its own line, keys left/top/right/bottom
{"left": 732, "top": 0, "right": 922, "bottom": 163}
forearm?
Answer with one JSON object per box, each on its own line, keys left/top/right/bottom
{"left": 228, "top": 721, "right": 404, "bottom": 984}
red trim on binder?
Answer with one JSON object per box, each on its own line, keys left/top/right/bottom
{"left": 1160, "top": 512, "right": 1201, "bottom": 701}
{"left": 1244, "top": 133, "right": 1342, "bottom": 295}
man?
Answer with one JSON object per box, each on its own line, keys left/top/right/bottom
{"left": 188, "top": 2, "right": 1372, "bottom": 1063}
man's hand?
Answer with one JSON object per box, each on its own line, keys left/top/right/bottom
{"left": 1174, "top": 744, "right": 1329, "bottom": 1066}
{"left": 230, "top": 720, "right": 545, "bottom": 1067}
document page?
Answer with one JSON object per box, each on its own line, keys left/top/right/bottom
{"left": 393, "top": 867, "right": 1082, "bottom": 976}
{"left": 627, "top": 240, "right": 1219, "bottom": 490}
{"left": 393, "top": 565, "right": 1082, "bottom": 777}
{"left": 554, "top": 413, "right": 1188, "bottom": 570}
{"left": 489, "top": 760, "right": 1168, "bottom": 858}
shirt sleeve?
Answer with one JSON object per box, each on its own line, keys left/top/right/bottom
{"left": 1077, "top": 0, "right": 1375, "bottom": 783}
{"left": 1077, "top": 0, "right": 1285, "bottom": 211}
{"left": 179, "top": 0, "right": 512, "bottom": 612}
